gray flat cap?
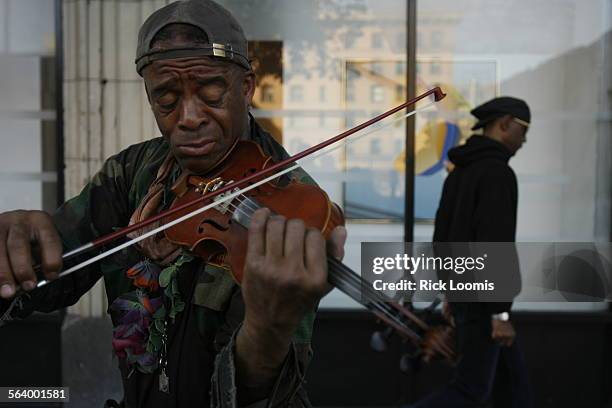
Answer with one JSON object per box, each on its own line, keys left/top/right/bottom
{"left": 135, "top": 0, "right": 250, "bottom": 75}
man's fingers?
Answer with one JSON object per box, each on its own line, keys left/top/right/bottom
{"left": 304, "top": 228, "right": 329, "bottom": 292}
{"left": 265, "top": 215, "right": 286, "bottom": 260}
{"left": 284, "top": 219, "right": 305, "bottom": 265}
{"left": 6, "top": 224, "right": 36, "bottom": 290}
{"left": 327, "top": 226, "right": 347, "bottom": 260}
{"left": 492, "top": 328, "right": 514, "bottom": 347}
{"left": 502, "top": 336, "right": 511, "bottom": 347}
{"left": 0, "top": 230, "right": 16, "bottom": 298}
{"left": 506, "top": 331, "right": 516, "bottom": 347}
{"left": 33, "top": 213, "right": 63, "bottom": 279}
{"left": 247, "top": 208, "right": 270, "bottom": 258}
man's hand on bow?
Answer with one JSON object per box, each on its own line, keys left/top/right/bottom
{"left": 0, "top": 210, "right": 63, "bottom": 299}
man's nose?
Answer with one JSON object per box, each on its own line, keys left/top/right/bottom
{"left": 178, "top": 98, "right": 207, "bottom": 130}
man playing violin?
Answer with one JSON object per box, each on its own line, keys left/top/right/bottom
{"left": 0, "top": 1, "right": 346, "bottom": 407}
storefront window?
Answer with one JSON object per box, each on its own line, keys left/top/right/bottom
{"left": 415, "top": 0, "right": 612, "bottom": 311}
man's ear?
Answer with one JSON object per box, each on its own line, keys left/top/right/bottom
{"left": 499, "top": 114, "right": 513, "bottom": 131}
{"left": 141, "top": 66, "right": 153, "bottom": 104}
{"left": 243, "top": 71, "right": 256, "bottom": 108}
{"left": 144, "top": 82, "right": 152, "bottom": 104}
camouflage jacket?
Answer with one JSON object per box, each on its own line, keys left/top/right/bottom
{"left": 0, "top": 118, "right": 316, "bottom": 408}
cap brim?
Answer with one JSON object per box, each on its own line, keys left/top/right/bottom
{"left": 471, "top": 118, "right": 491, "bottom": 130}
{"left": 136, "top": 45, "right": 251, "bottom": 75}
{"left": 471, "top": 114, "right": 504, "bottom": 131}
{"left": 471, "top": 121, "right": 482, "bottom": 130}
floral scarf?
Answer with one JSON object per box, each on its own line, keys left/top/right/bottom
{"left": 109, "top": 152, "right": 192, "bottom": 374}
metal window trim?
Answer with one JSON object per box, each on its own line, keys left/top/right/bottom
{"left": 404, "top": 0, "right": 416, "bottom": 242}
{"left": 0, "top": 171, "right": 58, "bottom": 182}
{"left": 54, "top": 0, "right": 64, "bottom": 207}
{"left": 0, "top": 110, "right": 57, "bottom": 120}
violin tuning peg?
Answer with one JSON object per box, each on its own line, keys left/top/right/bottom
{"left": 399, "top": 353, "right": 420, "bottom": 374}
{"left": 370, "top": 326, "right": 394, "bottom": 352}
{"left": 370, "top": 331, "right": 389, "bottom": 352}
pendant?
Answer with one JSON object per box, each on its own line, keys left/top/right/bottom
{"left": 159, "top": 368, "right": 170, "bottom": 393}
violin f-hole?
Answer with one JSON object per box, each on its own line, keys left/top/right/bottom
{"left": 197, "top": 219, "right": 230, "bottom": 234}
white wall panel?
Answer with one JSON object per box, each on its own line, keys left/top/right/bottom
{"left": 8, "top": 0, "right": 54, "bottom": 54}
{"left": 0, "top": 181, "right": 42, "bottom": 211}
{"left": 0, "top": 119, "right": 41, "bottom": 172}
{"left": 0, "top": 57, "right": 40, "bottom": 111}
{"left": 0, "top": 0, "right": 6, "bottom": 53}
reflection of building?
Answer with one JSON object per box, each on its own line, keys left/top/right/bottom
{"left": 242, "top": 5, "right": 409, "bottom": 219}
{"left": 344, "top": 60, "right": 406, "bottom": 169}
{"left": 282, "top": 20, "right": 408, "bottom": 219}
{"left": 249, "top": 41, "right": 284, "bottom": 143}
{"left": 416, "top": 11, "right": 460, "bottom": 84}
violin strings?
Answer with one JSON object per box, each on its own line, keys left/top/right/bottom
{"left": 215, "top": 190, "right": 431, "bottom": 339}
{"left": 328, "top": 258, "right": 416, "bottom": 333}
{"left": 223, "top": 197, "right": 400, "bottom": 313}
{"left": 219, "top": 195, "right": 420, "bottom": 339}
{"left": 324, "top": 260, "right": 455, "bottom": 358}
{"left": 221, "top": 195, "right": 397, "bottom": 310}
{"left": 330, "top": 260, "right": 424, "bottom": 342}
{"left": 334, "top": 253, "right": 453, "bottom": 357}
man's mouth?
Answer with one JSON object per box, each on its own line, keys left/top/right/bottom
{"left": 176, "top": 140, "right": 216, "bottom": 156}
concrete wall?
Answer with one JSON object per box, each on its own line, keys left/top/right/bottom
{"left": 63, "top": 0, "right": 171, "bottom": 316}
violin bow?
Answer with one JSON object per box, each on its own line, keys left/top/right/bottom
{"left": 30, "top": 86, "right": 447, "bottom": 289}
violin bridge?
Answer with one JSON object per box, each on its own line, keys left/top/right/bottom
{"left": 213, "top": 187, "right": 240, "bottom": 214}
{"left": 231, "top": 196, "right": 263, "bottom": 229}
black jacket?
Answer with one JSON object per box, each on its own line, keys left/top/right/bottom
{"left": 434, "top": 135, "right": 518, "bottom": 315}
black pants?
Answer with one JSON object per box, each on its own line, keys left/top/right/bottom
{"left": 411, "top": 312, "right": 531, "bottom": 408}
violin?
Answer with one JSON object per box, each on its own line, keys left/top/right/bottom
{"left": 163, "top": 138, "right": 456, "bottom": 364}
